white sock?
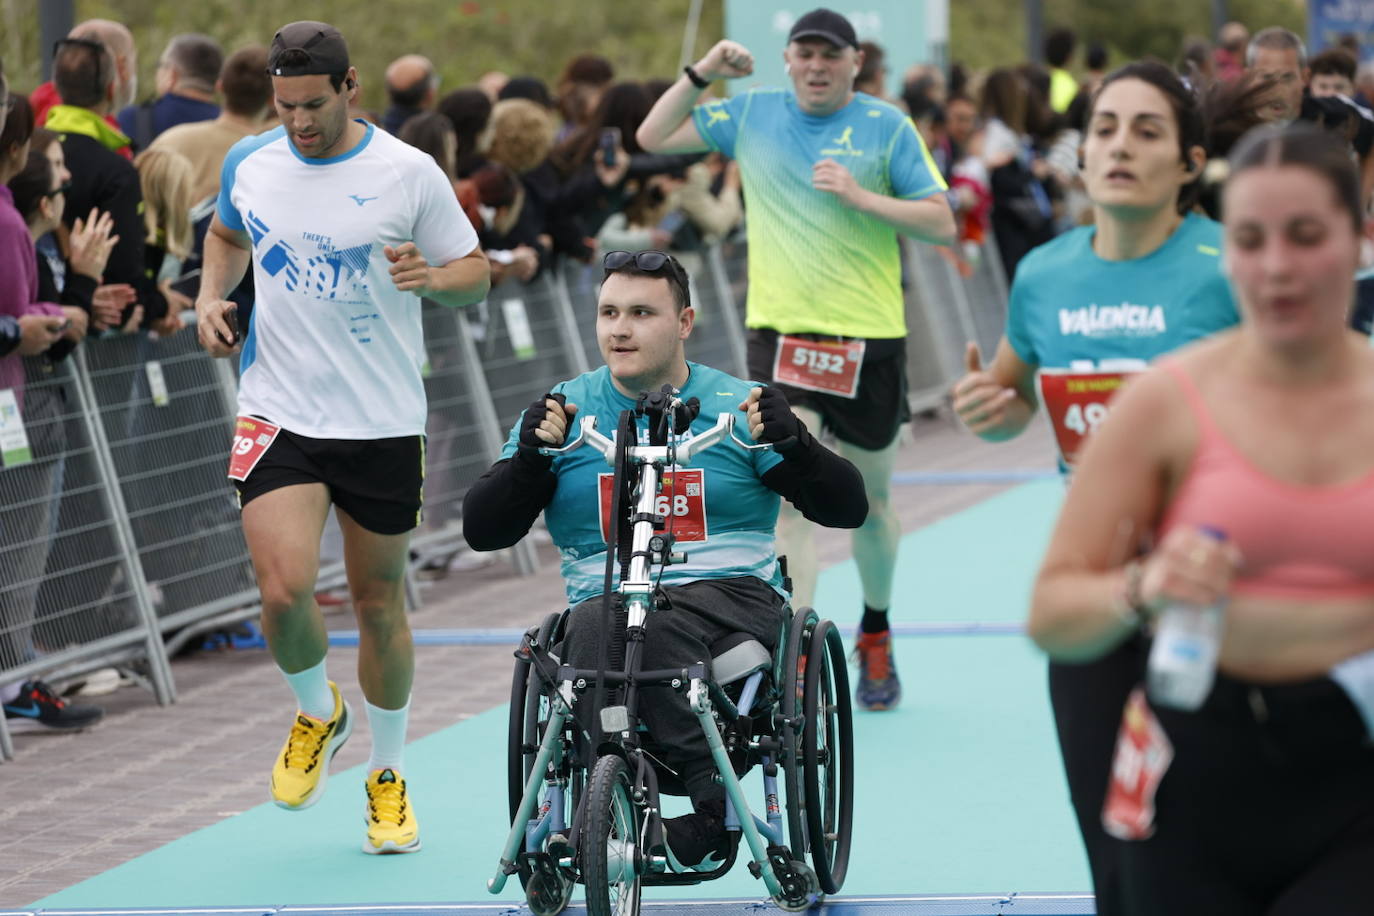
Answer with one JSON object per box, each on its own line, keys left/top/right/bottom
{"left": 281, "top": 659, "right": 335, "bottom": 720}
{"left": 366, "top": 698, "right": 410, "bottom": 774}
{"left": 0, "top": 681, "right": 20, "bottom": 704}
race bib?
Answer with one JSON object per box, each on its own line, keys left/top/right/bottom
{"left": 1037, "top": 368, "right": 1139, "bottom": 467}
{"left": 598, "top": 468, "right": 707, "bottom": 543}
{"left": 1101, "top": 687, "right": 1174, "bottom": 841}
{"left": 772, "top": 336, "right": 865, "bottom": 399}
{"left": 227, "top": 416, "right": 281, "bottom": 482}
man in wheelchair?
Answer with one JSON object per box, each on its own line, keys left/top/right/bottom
{"left": 463, "top": 250, "right": 866, "bottom": 869}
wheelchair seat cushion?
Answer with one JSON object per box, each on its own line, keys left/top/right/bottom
{"left": 709, "top": 632, "right": 772, "bottom": 686}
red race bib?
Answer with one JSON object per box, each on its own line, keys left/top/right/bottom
{"left": 1037, "top": 369, "right": 1138, "bottom": 467}
{"left": 772, "top": 336, "right": 865, "bottom": 398}
{"left": 1101, "top": 687, "right": 1174, "bottom": 841}
{"left": 598, "top": 468, "right": 707, "bottom": 544}
{"left": 227, "top": 416, "right": 281, "bottom": 482}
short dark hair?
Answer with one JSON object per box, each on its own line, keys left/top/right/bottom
{"left": 398, "top": 111, "right": 456, "bottom": 179}
{"left": 271, "top": 48, "right": 346, "bottom": 92}
{"left": 1045, "top": 28, "right": 1077, "bottom": 68}
{"left": 1086, "top": 42, "right": 1108, "bottom": 71}
{"left": 499, "top": 76, "right": 554, "bottom": 109}
{"left": 602, "top": 252, "right": 691, "bottom": 313}
{"left": 220, "top": 45, "right": 272, "bottom": 116}
{"left": 1310, "top": 48, "right": 1357, "bottom": 82}
{"left": 1088, "top": 60, "right": 1207, "bottom": 214}
{"left": 164, "top": 33, "right": 224, "bottom": 94}
{"left": 1228, "top": 122, "right": 1363, "bottom": 234}
{"left": 857, "top": 41, "right": 886, "bottom": 85}
{"left": 7, "top": 149, "right": 54, "bottom": 223}
{"left": 53, "top": 36, "right": 114, "bottom": 108}
{"left": 0, "top": 92, "right": 33, "bottom": 157}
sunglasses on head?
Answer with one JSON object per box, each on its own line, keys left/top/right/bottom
{"left": 602, "top": 249, "right": 679, "bottom": 273}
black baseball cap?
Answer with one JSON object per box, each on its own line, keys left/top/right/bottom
{"left": 788, "top": 8, "right": 859, "bottom": 50}
{"left": 267, "top": 21, "right": 350, "bottom": 76}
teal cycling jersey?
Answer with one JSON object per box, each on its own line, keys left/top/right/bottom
{"left": 500, "top": 363, "right": 786, "bottom": 606}
{"left": 1007, "top": 212, "right": 1239, "bottom": 370}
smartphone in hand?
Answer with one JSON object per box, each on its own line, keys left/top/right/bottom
{"left": 216, "top": 306, "right": 239, "bottom": 347}
{"left": 600, "top": 126, "right": 622, "bottom": 168}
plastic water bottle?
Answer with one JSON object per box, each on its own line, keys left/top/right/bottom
{"left": 1146, "top": 527, "right": 1228, "bottom": 711}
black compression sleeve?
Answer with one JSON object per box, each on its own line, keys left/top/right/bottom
{"left": 761, "top": 435, "right": 868, "bottom": 528}
{"left": 461, "top": 454, "right": 558, "bottom": 550}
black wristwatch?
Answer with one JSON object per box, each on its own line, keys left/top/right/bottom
{"left": 683, "top": 65, "right": 710, "bottom": 89}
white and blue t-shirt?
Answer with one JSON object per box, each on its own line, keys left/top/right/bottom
{"left": 1007, "top": 212, "right": 1238, "bottom": 370}
{"left": 499, "top": 363, "right": 787, "bottom": 606}
{"left": 217, "top": 123, "right": 478, "bottom": 439}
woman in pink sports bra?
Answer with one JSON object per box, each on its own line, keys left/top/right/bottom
{"left": 1029, "top": 123, "right": 1374, "bottom": 916}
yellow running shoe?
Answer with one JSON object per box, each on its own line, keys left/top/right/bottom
{"left": 270, "top": 681, "right": 352, "bottom": 810}
{"left": 363, "top": 768, "right": 421, "bottom": 854}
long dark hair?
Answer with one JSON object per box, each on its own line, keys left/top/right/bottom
{"left": 1227, "top": 122, "right": 1363, "bottom": 234}
{"left": 1086, "top": 59, "right": 1206, "bottom": 214}
{"left": 553, "top": 81, "right": 651, "bottom": 176}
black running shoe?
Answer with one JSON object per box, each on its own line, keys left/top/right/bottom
{"left": 3, "top": 680, "right": 104, "bottom": 733}
{"left": 663, "top": 799, "right": 729, "bottom": 868}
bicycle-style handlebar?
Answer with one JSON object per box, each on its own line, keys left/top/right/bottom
{"left": 539, "top": 408, "right": 773, "bottom": 464}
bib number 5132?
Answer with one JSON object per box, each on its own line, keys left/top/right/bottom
{"left": 772, "top": 335, "right": 865, "bottom": 398}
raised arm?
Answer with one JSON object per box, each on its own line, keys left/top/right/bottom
{"left": 637, "top": 40, "right": 755, "bottom": 154}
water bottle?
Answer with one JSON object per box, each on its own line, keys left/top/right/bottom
{"left": 1146, "top": 527, "right": 1228, "bottom": 711}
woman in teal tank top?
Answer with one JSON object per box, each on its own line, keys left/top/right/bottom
{"left": 949, "top": 61, "right": 1244, "bottom": 916}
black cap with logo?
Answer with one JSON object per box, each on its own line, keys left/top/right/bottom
{"left": 267, "top": 21, "right": 350, "bottom": 76}
{"left": 787, "top": 8, "right": 860, "bottom": 50}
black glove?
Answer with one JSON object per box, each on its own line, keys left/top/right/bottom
{"left": 755, "top": 386, "right": 818, "bottom": 459}
{"left": 517, "top": 392, "right": 568, "bottom": 464}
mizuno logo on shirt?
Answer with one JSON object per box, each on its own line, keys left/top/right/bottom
{"left": 704, "top": 106, "right": 731, "bottom": 127}
{"left": 349, "top": 195, "right": 378, "bottom": 207}
{"left": 1059, "top": 303, "right": 1167, "bottom": 337}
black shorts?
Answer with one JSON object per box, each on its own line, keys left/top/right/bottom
{"left": 746, "top": 328, "right": 910, "bottom": 451}
{"left": 233, "top": 427, "right": 426, "bottom": 536}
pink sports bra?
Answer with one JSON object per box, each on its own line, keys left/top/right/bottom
{"left": 1156, "top": 361, "right": 1374, "bottom": 598}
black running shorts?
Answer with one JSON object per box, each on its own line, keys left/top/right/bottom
{"left": 233, "top": 427, "right": 426, "bottom": 535}
{"left": 746, "top": 328, "right": 910, "bottom": 451}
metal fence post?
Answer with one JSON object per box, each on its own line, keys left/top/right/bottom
{"left": 448, "top": 303, "right": 540, "bottom": 576}
{"left": 547, "top": 272, "right": 592, "bottom": 375}
{"left": 71, "top": 347, "right": 177, "bottom": 706}
{"left": 704, "top": 245, "right": 749, "bottom": 379}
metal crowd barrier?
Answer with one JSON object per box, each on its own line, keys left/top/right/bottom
{"left": 0, "top": 233, "right": 1008, "bottom": 761}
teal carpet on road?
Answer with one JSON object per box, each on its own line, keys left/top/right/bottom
{"left": 32, "top": 480, "right": 1084, "bottom": 910}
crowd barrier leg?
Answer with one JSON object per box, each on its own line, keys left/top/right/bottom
{"left": 704, "top": 245, "right": 749, "bottom": 379}
{"left": 447, "top": 302, "right": 540, "bottom": 576}
{"left": 72, "top": 347, "right": 177, "bottom": 708}
{"left": 547, "top": 272, "right": 592, "bottom": 376}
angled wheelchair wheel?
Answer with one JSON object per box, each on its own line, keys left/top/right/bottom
{"left": 781, "top": 606, "right": 819, "bottom": 859}
{"left": 582, "top": 754, "right": 642, "bottom": 916}
{"left": 803, "top": 619, "right": 854, "bottom": 894}
{"left": 507, "top": 612, "right": 578, "bottom": 915}
{"left": 508, "top": 612, "right": 564, "bottom": 821}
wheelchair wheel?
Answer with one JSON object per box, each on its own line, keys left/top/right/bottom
{"left": 582, "top": 754, "right": 642, "bottom": 916}
{"left": 803, "top": 619, "right": 854, "bottom": 894}
{"left": 507, "top": 612, "right": 578, "bottom": 915}
{"left": 780, "top": 606, "right": 819, "bottom": 859}
{"left": 508, "top": 611, "right": 564, "bottom": 821}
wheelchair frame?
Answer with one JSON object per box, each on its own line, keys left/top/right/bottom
{"left": 487, "top": 387, "right": 854, "bottom": 915}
